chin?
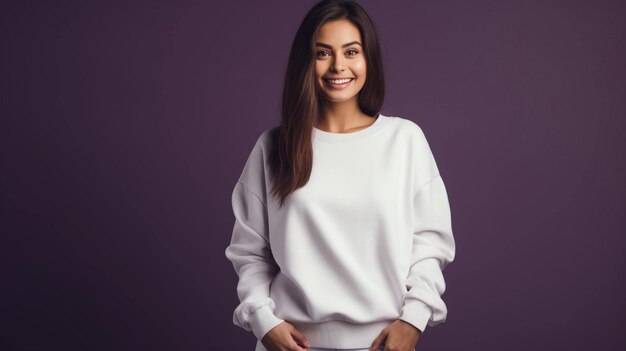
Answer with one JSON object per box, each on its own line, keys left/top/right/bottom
{"left": 323, "top": 96, "right": 359, "bottom": 103}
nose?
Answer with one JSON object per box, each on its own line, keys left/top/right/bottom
{"left": 331, "top": 55, "right": 346, "bottom": 72}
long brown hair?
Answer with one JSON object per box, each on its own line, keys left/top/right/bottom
{"left": 269, "top": 0, "right": 385, "bottom": 208}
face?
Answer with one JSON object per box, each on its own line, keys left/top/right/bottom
{"left": 314, "top": 19, "right": 366, "bottom": 104}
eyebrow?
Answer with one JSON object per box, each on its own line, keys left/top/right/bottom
{"left": 315, "top": 40, "right": 362, "bottom": 49}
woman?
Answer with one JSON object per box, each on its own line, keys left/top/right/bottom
{"left": 224, "top": 1, "right": 456, "bottom": 350}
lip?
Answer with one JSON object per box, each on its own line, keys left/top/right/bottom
{"left": 323, "top": 78, "right": 354, "bottom": 90}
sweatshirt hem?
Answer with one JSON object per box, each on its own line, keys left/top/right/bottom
{"left": 289, "top": 319, "right": 393, "bottom": 349}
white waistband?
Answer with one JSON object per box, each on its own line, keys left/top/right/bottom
{"left": 289, "top": 319, "right": 393, "bottom": 349}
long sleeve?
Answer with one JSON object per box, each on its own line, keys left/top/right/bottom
{"left": 398, "top": 175, "right": 456, "bottom": 334}
{"left": 398, "top": 124, "right": 456, "bottom": 334}
{"left": 224, "top": 133, "right": 285, "bottom": 340}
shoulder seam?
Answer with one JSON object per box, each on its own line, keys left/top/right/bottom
{"left": 414, "top": 174, "right": 442, "bottom": 197}
{"left": 237, "top": 180, "right": 267, "bottom": 209}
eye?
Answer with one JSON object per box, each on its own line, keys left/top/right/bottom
{"left": 316, "top": 49, "right": 360, "bottom": 58}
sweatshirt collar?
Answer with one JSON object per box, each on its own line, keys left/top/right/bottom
{"left": 313, "top": 113, "right": 388, "bottom": 143}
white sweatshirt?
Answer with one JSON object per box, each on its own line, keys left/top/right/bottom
{"left": 224, "top": 113, "right": 456, "bottom": 349}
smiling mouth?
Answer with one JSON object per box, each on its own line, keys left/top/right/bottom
{"left": 323, "top": 78, "right": 354, "bottom": 89}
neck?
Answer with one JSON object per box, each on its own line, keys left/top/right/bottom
{"left": 318, "top": 98, "right": 370, "bottom": 131}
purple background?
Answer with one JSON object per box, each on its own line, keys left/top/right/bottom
{"left": 1, "top": 0, "right": 625, "bottom": 350}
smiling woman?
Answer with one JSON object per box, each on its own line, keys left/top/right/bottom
{"left": 225, "top": 1, "right": 456, "bottom": 350}
{"left": 314, "top": 21, "right": 367, "bottom": 108}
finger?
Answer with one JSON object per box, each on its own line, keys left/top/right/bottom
{"left": 290, "top": 327, "right": 310, "bottom": 348}
{"left": 370, "top": 329, "right": 388, "bottom": 351}
{"left": 289, "top": 341, "right": 307, "bottom": 351}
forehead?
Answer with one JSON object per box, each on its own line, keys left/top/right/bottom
{"left": 315, "top": 19, "right": 362, "bottom": 45}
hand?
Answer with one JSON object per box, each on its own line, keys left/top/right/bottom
{"left": 261, "top": 321, "right": 310, "bottom": 351}
{"left": 369, "top": 319, "right": 422, "bottom": 351}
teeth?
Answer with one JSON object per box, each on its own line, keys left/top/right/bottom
{"left": 326, "top": 78, "right": 352, "bottom": 84}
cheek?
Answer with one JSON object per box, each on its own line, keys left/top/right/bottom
{"left": 353, "top": 59, "right": 366, "bottom": 76}
{"left": 315, "top": 62, "right": 326, "bottom": 80}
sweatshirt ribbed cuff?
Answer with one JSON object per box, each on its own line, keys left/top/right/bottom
{"left": 249, "top": 304, "right": 285, "bottom": 341}
{"left": 398, "top": 299, "right": 432, "bottom": 334}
